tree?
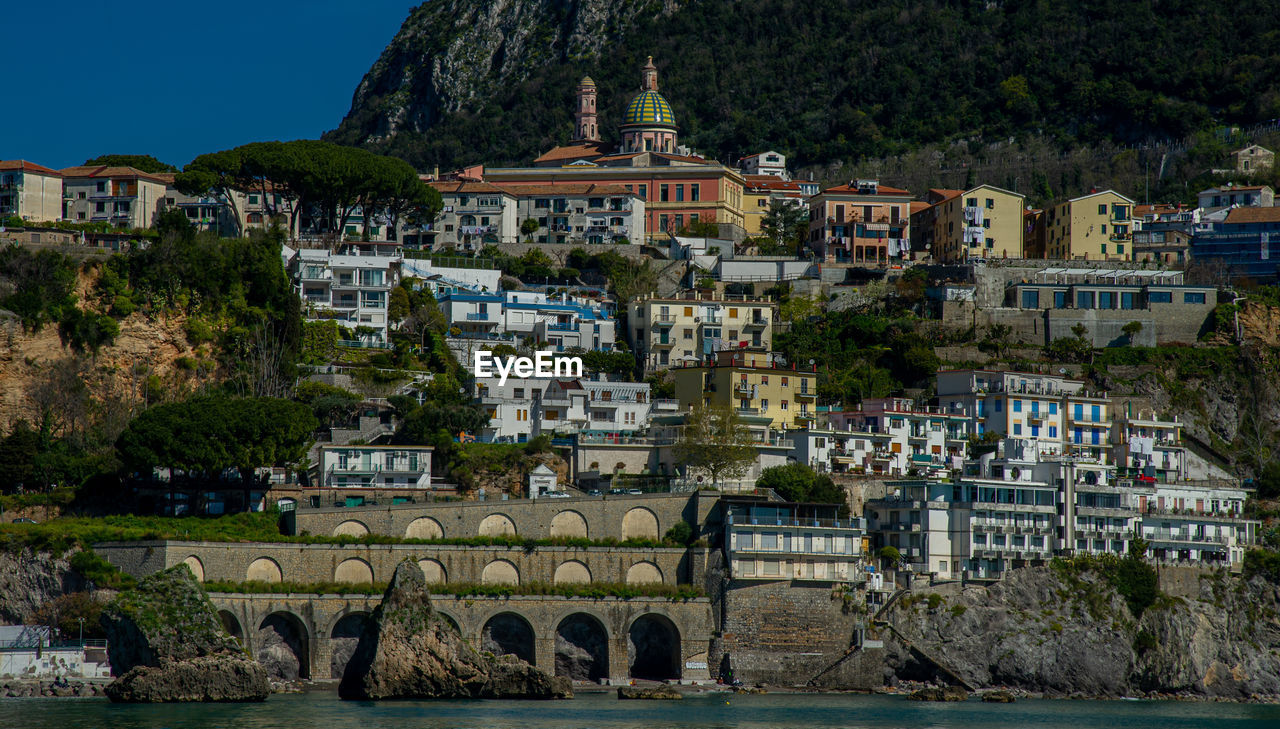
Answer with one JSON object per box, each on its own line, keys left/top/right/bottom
{"left": 673, "top": 405, "right": 756, "bottom": 487}
{"left": 761, "top": 200, "right": 808, "bottom": 250}
{"left": 83, "top": 154, "right": 176, "bottom": 173}
{"left": 1122, "top": 320, "right": 1143, "bottom": 344}
{"left": 755, "top": 463, "right": 847, "bottom": 508}
{"left": 520, "top": 218, "right": 539, "bottom": 241}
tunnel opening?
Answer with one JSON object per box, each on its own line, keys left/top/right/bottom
{"left": 628, "top": 614, "right": 680, "bottom": 681}
{"left": 218, "top": 610, "right": 243, "bottom": 645}
{"left": 329, "top": 612, "right": 370, "bottom": 679}
{"left": 257, "top": 611, "right": 310, "bottom": 680}
{"left": 481, "top": 612, "right": 535, "bottom": 665}
{"left": 555, "top": 613, "right": 609, "bottom": 682}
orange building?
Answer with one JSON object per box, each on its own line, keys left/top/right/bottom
{"left": 806, "top": 179, "right": 912, "bottom": 264}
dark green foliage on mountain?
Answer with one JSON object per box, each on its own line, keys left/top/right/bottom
{"left": 82, "top": 155, "right": 177, "bottom": 174}
{"left": 330, "top": 0, "right": 1280, "bottom": 171}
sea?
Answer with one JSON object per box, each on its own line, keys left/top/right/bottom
{"left": 3, "top": 690, "right": 1279, "bottom": 729}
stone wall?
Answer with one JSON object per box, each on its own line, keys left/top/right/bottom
{"left": 292, "top": 492, "right": 709, "bottom": 543}
{"left": 717, "top": 580, "right": 871, "bottom": 686}
{"left": 94, "top": 541, "right": 692, "bottom": 587}
{"left": 209, "top": 591, "right": 714, "bottom": 683}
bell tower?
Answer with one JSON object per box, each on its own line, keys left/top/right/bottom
{"left": 574, "top": 76, "right": 599, "bottom": 142}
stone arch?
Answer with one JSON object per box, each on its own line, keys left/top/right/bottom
{"left": 481, "top": 559, "right": 520, "bottom": 585}
{"left": 181, "top": 555, "right": 205, "bottom": 582}
{"left": 333, "top": 520, "right": 369, "bottom": 537}
{"left": 329, "top": 612, "right": 370, "bottom": 679}
{"left": 555, "top": 613, "right": 609, "bottom": 682}
{"left": 246, "top": 557, "right": 282, "bottom": 583}
{"left": 334, "top": 558, "right": 374, "bottom": 584}
{"left": 481, "top": 612, "right": 535, "bottom": 665}
{"left": 553, "top": 560, "right": 592, "bottom": 584}
{"left": 434, "top": 610, "right": 461, "bottom": 634}
{"left": 405, "top": 516, "right": 444, "bottom": 539}
{"left": 626, "top": 561, "right": 663, "bottom": 584}
{"left": 478, "top": 513, "right": 517, "bottom": 537}
{"left": 628, "top": 613, "right": 681, "bottom": 681}
{"left": 257, "top": 611, "right": 310, "bottom": 680}
{"left": 218, "top": 610, "right": 243, "bottom": 643}
{"left": 550, "top": 510, "right": 588, "bottom": 539}
{"left": 621, "top": 507, "right": 659, "bottom": 540}
{"left": 417, "top": 558, "right": 447, "bottom": 584}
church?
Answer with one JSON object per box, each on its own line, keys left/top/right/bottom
{"left": 483, "top": 57, "right": 748, "bottom": 242}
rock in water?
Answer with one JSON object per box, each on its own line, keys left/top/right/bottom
{"left": 907, "top": 686, "right": 969, "bottom": 702}
{"left": 617, "top": 686, "right": 683, "bottom": 700}
{"left": 100, "top": 564, "right": 269, "bottom": 703}
{"left": 338, "top": 561, "right": 572, "bottom": 700}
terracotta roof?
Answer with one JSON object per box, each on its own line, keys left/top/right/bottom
{"left": 744, "top": 175, "right": 805, "bottom": 193}
{"left": 591, "top": 153, "right": 642, "bottom": 163}
{"left": 494, "top": 183, "right": 638, "bottom": 197}
{"left": 1134, "top": 203, "right": 1182, "bottom": 216}
{"left": 0, "top": 160, "right": 62, "bottom": 177}
{"left": 152, "top": 172, "right": 177, "bottom": 184}
{"left": 429, "top": 181, "right": 512, "bottom": 195}
{"left": 909, "top": 201, "right": 932, "bottom": 215}
{"left": 58, "top": 165, "right": 167, "bottom": 183}
{"left": 533, "top": 142, "right": 611, "bottom": 165}
{"left": 1224, "top": 207, "right": 1280, "bottom": 224}
{"left": 819, "top": 182, "right": 911, "bottom": 196}
{"left": 1203, "top": 184, "right": 1270, "bottom": 193}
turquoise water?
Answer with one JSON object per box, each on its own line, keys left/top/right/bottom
{"left": 3, "top": 690, "right": 1280, "bottom": 728}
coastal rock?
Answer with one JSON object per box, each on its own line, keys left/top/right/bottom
{"left": 617, "top": 685, "right": 683, "bottom": 699}
{"left": 338, "top": 560, "right": 572, "bottom": 700}
{"left": 981, "top": 690, "right": 1016, "bottom": 703}
{"left": 100, "top": 564, "right": 269, "bottom": 703}
{"left": 906, "top": 686, "right": 968, "bottom": 701}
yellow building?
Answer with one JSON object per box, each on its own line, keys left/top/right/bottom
{"left": 1041, "top": 190, "right": 1135, "bottom": 261}
{"left": 740, "top": 175, "right": 811, "bottom": 238}
{"left": 628, "top": 292, "right": 776, "bottom": 374}
{"left": 673, "top": 349, "right": 818, "bottom": 430}
{"left": 920, "top": 184, "right": 1027, "bottom": 262}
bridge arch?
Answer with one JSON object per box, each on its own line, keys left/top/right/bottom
{"left": 405, "top": 516, "right": 444, "bottom": 539}
{"left": 328, "top": 611, "right": 370, "bottom": 679}
{"left": 333, "top": 519, "right": 369, "bottom": 537}
{"left": 621, "top": 507, "right": 659, "bottom": 540}
{"left": 257, "top": 611, "right": 311, "bottom": 680}
{"left": 417, "top": 558, "right": 447, "bottom": 584}
{"left": 550, "top": 510, "right": 588, "bottom": 539}
{"left": 478, "top": 513, "right": 517, "bottom": 537}
{"left": 481, "top": 559, "right": 520, "bottom": 585}
{"left": 218, "top": 610, "right": 243, "bottom": 643}
{"left": 334, "top": 558, "right": 374, "bottom": 584}
{"left": 182, "top": 555, "right": 205, "bottom": 582}
{"left": 628, "top": 612, "right": 681, "bottom": 681}
{"left": 554, "top": 612, "right": 609, "bottom": 682}
{"left": 553, "top": 560, "right": 591, "bottom": 584}
{"left": 481, "top": 612, "right": 536, "bottom": 665}
{"left": 625, "top": 561, "right": 664, "bottom": 585}
{"left": 246, "top": 557, "right": 283, "bottom": 583}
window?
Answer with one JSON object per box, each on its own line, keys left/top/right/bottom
{"left": 781, "top": 377, "right": 788, "bottom": 386}
{"left": 781, "top": 400, "right": 789, "bottom": 410}
{"left": 1148, "top": 291, "right": 1172, "bottom": 303}
{"left": 514, "top": 388, "right": 525, "bottom": 398}
{"left": 660, "top": 184, "right": 669, "bottom": 202}
{"left": 1048, "top": 425, "right": 1058, "bottom": 438}
{"left": 682, "top": 328, "right": 692, "bottom": 339}
{"left": 691, "top": 183, "right": 700, "bottom": 201}
{"left": 1013, "top": 400, "right": 1022, "bottom": 413}
{"left": 1049, "top": 402, "right": 1057, "bottom": 415}
{"left": 1121, "top": 292, "right": 1135, "bottom": 309}
{"left": 761, "top": 376, "right": 768, "bottom": 385}
{"left": 995, "top": 400, "right": 1003, "bottom": 412}
{"left": 248, "top": 194, "right": 259, "bottom": 204}
{"left": 96, "top": 181, "right": 106, "bottom": 193}
{"left": 1077, "top": 291, "right": 1095, "bottom": 309}
{"left": 683, "top": 307, "right": 693, "bottom": 317}
{"left": 659, "top": 215, "right": 668, "bottom": 232}
{"left": 1022, "top": 290, "right": 1039, "bottom": 308}
{"left": 676, "top": 185, "right": 684, "bottom": 202}
{"left": 966, "top": 197, "right": 977, "bottom": 207}
{"left": 1013, "top": 424, "right": 1022, "bottom": 435}
{"left": 1053, "top": 291, "right": 1067, "bottom": 309}
{"left": 1183, "top": 292, "right": 1206, "bottom": 304}
{"left": 761, "top": 399, "right": 769, "bottom": 411}
{"left": 638, "top": 184, "right": 647, "bottom": 198}
{"left": 1098, "top": 204, "right": 1107, "bottom": 215}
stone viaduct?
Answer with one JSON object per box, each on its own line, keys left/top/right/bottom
{"left": 208, "top": 592, "right": 713, "bottom": 684}
{"left": 289, "top": 492, "right": 719, "bottom": 544}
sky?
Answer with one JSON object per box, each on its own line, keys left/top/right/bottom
{"left": 2, "top": 0, "right": 420, "bottom": 170}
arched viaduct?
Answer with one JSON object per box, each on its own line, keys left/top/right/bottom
{"left": 209, "top": 592, "right": 713, "bottom": 684}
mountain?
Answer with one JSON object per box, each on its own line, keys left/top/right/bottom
{"left": 327, "top": 0, "right": 1280, "bottom": 173}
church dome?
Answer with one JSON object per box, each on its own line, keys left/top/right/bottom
{"left": 623, "top": 90, "right": 676, "bottom": 127}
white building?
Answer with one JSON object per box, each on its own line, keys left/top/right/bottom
{"left": 401, "top": 257, "right": 502, "bottom": 296}
{"left": 293, "top": 241, "right": 402, "bottom": 345}
{"left": 60, "top": 165, "right": 168, "bottom": 228}
{"left": 1110, "top": 407, "right": 1188, "bottom": 482}
{"left": 476, "top": 375, "right": 654, "bottom": 443}
{"left": 426, "top": 181, "right": 519, "bottom": 250}
{"left": 738, "top": 151, "right": 789, "bottom": 179}
{"left": 723, "top": 495, "right": 866, "bottom": 583}
{"left": 316, "top": 445, "right": 433, "bottom": 489}
{"left": 1140, "top": 482, "right": 1256, "bottom": 565}
{"left": 0, "top": 160, "right": 64, "bottom": 222}
{"left": 527, "top": 463, "right": 561, "bottom": 498}
{"left": 440, "top": 290, "right": 617, "bottom": 351}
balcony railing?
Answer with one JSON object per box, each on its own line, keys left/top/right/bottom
{"left": 728, "top": 514, "right": 864, "bottom": 530}
{"left": 465, "top": 312, "right": 491, "bottom": 321}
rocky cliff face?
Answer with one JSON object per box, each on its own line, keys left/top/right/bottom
{"left": 0, "top": 548, "right": 85, "bottom": 624}
{"left": 884, "top": 567, "right": 1280, "bottom": 699}
{"left": 100, "top": 565, "right": 269, "bottom": 702}
{"left": 338, "top": 560, "right": 572, "bottom": 700}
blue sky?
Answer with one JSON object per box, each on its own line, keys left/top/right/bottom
{"left": 2, "top": 1, "right": 420, "bottom": 170}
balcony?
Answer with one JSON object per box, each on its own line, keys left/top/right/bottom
{"left": 652, "top": 337, "right": 675, "bottom": 348}
{"left": 744, "top": 317, "right": 769, "bottom": 329}
{"left": 652, "top": 315, "right": 676, "bottom": 328}
{"left": 700, "top": 316, "right": 723, "bottom": 326}
{"left": 794, "top": 412, "right": 817, "bottom": 424}
{"left": 547, "top": 322, "right": 578, "bottom": 332}
{"left": 734, "top": 383, "right": 754, "bottom": 395}
{"left": 795, "top": 389, "right": 816, "bottom": 400}
{"left": 465, "top": 312, "right": 491, "bottom": 321}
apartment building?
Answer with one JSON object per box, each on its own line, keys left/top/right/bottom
{"left": 800, "top": 398, "right": 973, "bottom": 476}
{"left": 317, "top": 445, "right": 433, "bottom": 489}
{"left": 502, "top": 183, "right": 645, "bottom": 244}
{"left": 61, "top": 165, "right": 168, "bottom": 228}
{"left": 1197, "top": 183, "right": 1274, "bottom": 211}
{"left": 1039, "top": 190, "right": 1135, "bottom": 261}
{"left": 722, "top": 495, "right": 866, "bottom": 583}
{"left": 628, "top": 292, "right": 776, "bottom": 373}
{"left": 807, "top": 179, "right": 912, "bottom": 264}
{"left": 1110, "top": 408, "right": 1187, "bottom": 483}
{"left": 475, "top": 375, "right": 653, "bottom": 442}
{"left": 936, "top": 370, "right": 1112, "bottom": 463}
{"left": 741, "top": 175, "right": 811, "bottom": 238}
{"left": 1191, "top": 206, "right": 1280, "bottom": 282}
{"left": 426, "top": 181, "right": 519, "bottom": 249}
{"left": 440, "top": 290, "right": 617, "bottom": 350}
{"left": 737, "top": 151, "right": 789, "bottom": 179}
{"left": 672, "top": 349, "right": 817, "bottom": 430}
{"left": 916, "top": 184, "right": 1026, "bottom": 262}
{"left": 1139, "top": 482, "right": 1256, "bottom": 565}
{"left": 292, "top": 241, "right": 401, "bottom": 344}
{"left": 0, "top": 160, "right": 63, "bottom": 222}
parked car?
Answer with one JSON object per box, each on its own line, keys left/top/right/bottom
{"left": 608, "top": 488, "right": 626, "bottom": 495}
{"left": 626, "top": 489, "right": 644, "bottom": 495}
{"left": 587, "top": 489, "right": 602, "bottom": 496}
{"left": 12, "top": 518, "right": 37, "bottom": 524}
{"left": 545, "top": 491, "right": 572, "bottom": 499}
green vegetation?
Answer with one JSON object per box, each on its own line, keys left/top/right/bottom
{"left": 1052, "top": 551, "right": 1160, "bottom": 619}
{"left": 755, "top": 463, "right": 848, "bottom": 511}
{"left": 673, "top": 405, "right": 756, "bottom": 487}
{"left": 34, "top": 591, "right": 110, "bottom": 639}
{"left": 82, "top": 154, "right": 177, "bottom": 173}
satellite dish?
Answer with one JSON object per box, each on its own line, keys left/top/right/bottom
{"left": 1058, "top": 368, "right": 1067, "bottom": 374}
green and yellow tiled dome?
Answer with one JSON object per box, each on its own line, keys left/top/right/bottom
{"left": 623, "top": 90, "right": 676, "bottom": 127}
